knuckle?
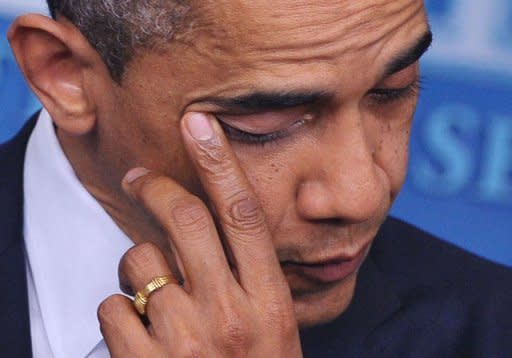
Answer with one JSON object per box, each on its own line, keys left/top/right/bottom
{"left": 195, "top": 141, "right": 244, "bottom": 188}
{"left": 264, "top": 302, "right": 298, "bottom": 337}
{"left": 135, "top": 175, "right": 169, "bottom": 203}
{"left": 225, "top": 194, "right": 267, "bottom": 235}
{"left": 97, "top": 294, "right": 125, "bottom": 323}
{"left": 123, "top": 242, "right": 160, "bottom": 271}
{"left": 215, "top": 301, "right": 250, "bottom": 350}
{"left": 277, "top": 312, "right": 299, "bottom": 338}
{"left": 171, "top": 198, "right": 211, "bottom": 235}
{"left": 195, "top": 139, "right": 230, "bottom": 171}
{"left": 179, "top": 337, "right": 206, "bottom": 358}
{"left": 220, "top": 320, "right": 250, "bottom": 350}
{"left": 219, "top": 319, "right": 250, "bottom": 352}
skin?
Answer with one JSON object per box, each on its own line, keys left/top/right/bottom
{"left": 8, "top": 0, "right": 430, "bottom": 355}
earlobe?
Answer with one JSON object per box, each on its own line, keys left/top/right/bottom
{"left": 8, "top": 14, "right": 99, "bottom": 135}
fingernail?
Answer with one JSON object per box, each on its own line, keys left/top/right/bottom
{"left": 186, "top": 113, "right": 214, "bottom": 141}
{"left": 124, "top": 167, "right": 150, "bottom": 184}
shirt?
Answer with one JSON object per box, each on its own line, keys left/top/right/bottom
{"left": 23, "top": 110, "right": 134, "bottom": 357}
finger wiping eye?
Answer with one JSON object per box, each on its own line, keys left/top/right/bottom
{"left": 181, "top": 112, "right": 284, "bottom": 292}
{"left": 185, "top": 112, "right": 215, "bottom": 142}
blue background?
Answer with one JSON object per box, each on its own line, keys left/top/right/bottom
{"left": 1, "top": 1, "right": 511, "bottom": 266}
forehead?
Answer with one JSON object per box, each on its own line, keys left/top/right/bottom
{"left": 125, "top": 0, "right": 427, "bottom": 103}
{"left": 197, "top": 0, "right": 425, "bottom": 58}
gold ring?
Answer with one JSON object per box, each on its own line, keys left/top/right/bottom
{"left": 133, "top": 275, "right": 173, "bottom": 315}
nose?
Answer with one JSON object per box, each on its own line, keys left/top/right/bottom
{"left": 296, "top": 109, "right": 386, "bottom": 224}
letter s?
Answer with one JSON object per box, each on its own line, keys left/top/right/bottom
{"left": 411, "top": 104, "right": 480, "bottom": 196}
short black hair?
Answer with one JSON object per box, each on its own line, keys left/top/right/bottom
{"left": 46, "top": 0, "right": 193, "bottom": 82}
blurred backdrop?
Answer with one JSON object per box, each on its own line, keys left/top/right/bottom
{"left": 1, "top": 0, "right": 511, "bottom": 265}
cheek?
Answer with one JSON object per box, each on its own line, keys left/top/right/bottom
{"left": 365, "top": 98, "right": 416, "bottom": 197}
{"left": 232, "top": 149, "right": 298, "bottom": 235}
{"left": 374, "top": 120, "right": 412, "bottom": 198}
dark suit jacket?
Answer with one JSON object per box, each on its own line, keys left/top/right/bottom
{"left": 1, "top": 116, "right": 512, "bottom": 357}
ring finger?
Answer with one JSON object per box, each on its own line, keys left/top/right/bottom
{"left": 118, "top": 242, "right": 190, "bottom": 329}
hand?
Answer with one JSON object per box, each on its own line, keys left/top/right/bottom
{"left": 97, "top": 112, "right": 302, "bottom": 357}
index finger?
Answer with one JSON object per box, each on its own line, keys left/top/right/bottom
{"left": 180, "top": 112, "right": 286, "bottom": 293}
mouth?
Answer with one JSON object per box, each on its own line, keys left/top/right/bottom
{"left": 281, "top": 244, "right": 369, "bottom": 284}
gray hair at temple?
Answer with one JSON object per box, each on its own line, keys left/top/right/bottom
{"left": 46, "top": 0, "right": 194, "bottom": 82}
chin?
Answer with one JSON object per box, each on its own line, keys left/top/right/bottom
{"left": 292, "top": 273, "right": 358, "bottom": 328}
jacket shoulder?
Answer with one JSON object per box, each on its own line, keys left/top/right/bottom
{"left": 370, "top": 217, "right": 512, "bottom": 355}
{"left": 372, "top": 216, "right": 512, "bottom": 292}
{"left": 0, "top": 113, "right": 38, "bottom": 251}
{"left": 0, "top": 113, "right": 38, "bottom": 158}
{"left": 0, "top": 114, "right": 37, "bottom": 358}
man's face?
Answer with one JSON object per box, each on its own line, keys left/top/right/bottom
{"left": 95, "top": 0, "right": 429, "bottom": 326}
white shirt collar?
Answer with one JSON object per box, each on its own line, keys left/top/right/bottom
{"left": 24, "top": 110, "right": 134, "bottom": 358}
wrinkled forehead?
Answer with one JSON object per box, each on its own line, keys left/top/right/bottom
{"left": 123, "top": 0, "right": 428, "bottom": 106}
{"left": 194, "top": 0, "right": 426, "bottom": 58}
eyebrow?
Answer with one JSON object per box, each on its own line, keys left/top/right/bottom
{"left": 383, "top": 29, "right": 433, "bottom": 77}
{"left": 202, "top": 91, "right": 332, "bottom": 113}
{"left": 200, "top": 30, "right": 433, "bottom": 113}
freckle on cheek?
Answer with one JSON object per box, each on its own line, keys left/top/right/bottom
{"left": 378, "top": 138, "right": 384, "bottom": 152}
{"left": 141, "top": 135, "right": 149, "bottom": 145}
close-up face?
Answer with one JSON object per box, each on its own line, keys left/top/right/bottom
{"left": 82, "top": 0, "right": 430, "bottom": 326}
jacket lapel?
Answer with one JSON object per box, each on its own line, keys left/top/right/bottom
{"left": 0, "top": 115, "right": 38, "bottom": 357}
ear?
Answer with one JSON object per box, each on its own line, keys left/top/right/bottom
{"left": 8, "top": 14, "right": 107, "bottom": 135}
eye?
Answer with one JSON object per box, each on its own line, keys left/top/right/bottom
{"left": 368, "top": 77, "right": 423, "bottom": 104}
{"left": 215, "top": 109, "right": 313, "bottom": 146}
{"left": 218, "top": 121, "right": 295, "bottom": 145}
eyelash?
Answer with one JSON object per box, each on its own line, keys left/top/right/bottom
{"left": 218, "top": 118, "right": 307, "bottom": 146}
{"left": 218, "top": 77, "right": 424, "bottom": 146}
{"left": 369, "top": 77, "right": 423, "bottom": 104}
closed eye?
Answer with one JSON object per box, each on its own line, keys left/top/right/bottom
{"left": 218, "top": 120, "right": 291, "bottom": 145}
{"left": 368, "top": 77, "right": 423, "bottom": 104}
{"left": 213, "top": 104, "right": 315, "bottom": 146}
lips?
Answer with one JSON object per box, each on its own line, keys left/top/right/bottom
{"left": 281, "top": 244, "right": 369, "bottom": 284}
